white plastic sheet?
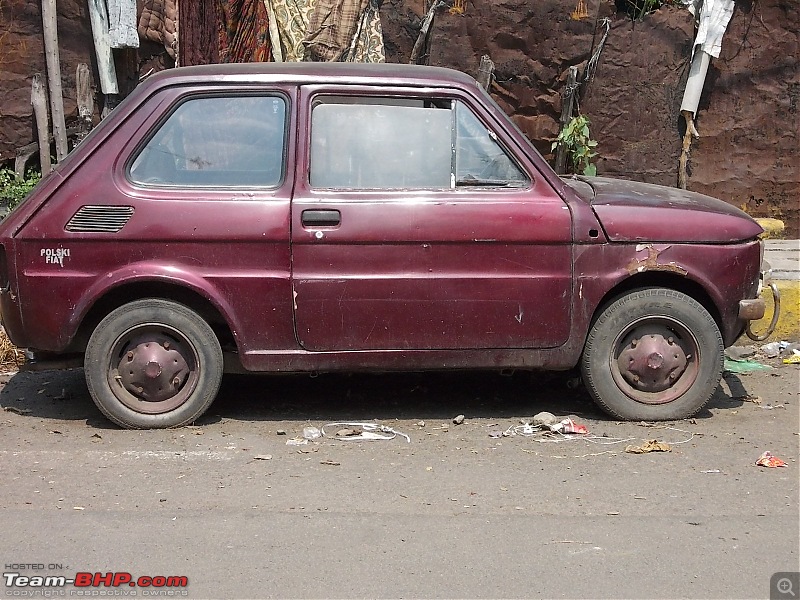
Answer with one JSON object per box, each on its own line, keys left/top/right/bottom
{"left": 687, "top": 0, "right": 736, "bottom": 59}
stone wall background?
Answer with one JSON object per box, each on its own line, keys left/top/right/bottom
{"left": 1, "top": 0, "right": 797, "bottom": 233}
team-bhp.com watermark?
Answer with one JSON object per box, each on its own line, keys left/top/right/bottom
{"left": 4, "top": 566, "right": 188, "bottom": 597}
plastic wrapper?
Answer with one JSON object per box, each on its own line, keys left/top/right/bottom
{"left": 755, "top": 451, "right": 787, "bottom": 468}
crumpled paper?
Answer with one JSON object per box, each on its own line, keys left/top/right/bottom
{"left": 625, "top": 439, "right": 672, "bottom": 454}
{"left": 755, "top": 451, "right": 787, "bottom": 468}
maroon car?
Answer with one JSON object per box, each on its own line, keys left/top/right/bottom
{"left": 0, "top": 63, "right": 774, "bottom": 428}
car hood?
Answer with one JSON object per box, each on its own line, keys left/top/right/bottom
{"left": 563, "top": 176, "right": 763, "bottom": 243}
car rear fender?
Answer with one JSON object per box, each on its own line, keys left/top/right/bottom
{"left": 67, "top": 262, "right": 243, "bottom": 352}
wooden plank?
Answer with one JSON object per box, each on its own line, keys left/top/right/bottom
{"left": 30, "top": 74, "right": 52, "bottom": 176}
{"left": 87, "top": 0, "right": 119, "bottom": 95}
{"left": 40, "top": 0, "right": 68, "bottom": 161}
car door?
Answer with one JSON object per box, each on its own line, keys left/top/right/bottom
{"left": 290, "top": 85, "right": 573, "bottom": 352}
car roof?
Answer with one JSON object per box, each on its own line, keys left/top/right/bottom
{"left": 143, "top": 62, "right": 480, "bottom": 90}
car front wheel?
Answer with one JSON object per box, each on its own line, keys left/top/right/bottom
{"left": 84, "top": 299, "right": 223, "bottom": 429}
{"left": 581, "top": 288, "right": 723, "bottom": 421}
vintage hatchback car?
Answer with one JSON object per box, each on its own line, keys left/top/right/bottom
{"left": 0, "top": 63, "right": 775, "bottom": 428}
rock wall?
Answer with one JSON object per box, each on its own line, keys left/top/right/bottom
{"left": 382, "top": 0, "right": 800, "bottom": 234}
{"left": 0, "top": 0, "right": 797, "bottom": 233}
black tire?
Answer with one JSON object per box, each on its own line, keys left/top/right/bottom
{"left": 581, "top": 288, "right": 723, "bottom": 421}
{"left": 84, "top": 299, "right": 223, "bottom": 429}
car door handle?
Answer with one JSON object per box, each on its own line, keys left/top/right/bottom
{"left": 301, "top": 209, "right": 341, "bottom": 227}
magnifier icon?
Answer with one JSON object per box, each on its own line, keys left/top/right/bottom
{"left": 778, "top": 578, "right": 796, "bottom": 597}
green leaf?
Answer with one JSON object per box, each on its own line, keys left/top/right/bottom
{"left": 583, "top": 164, "right": 597, "bottom": 177}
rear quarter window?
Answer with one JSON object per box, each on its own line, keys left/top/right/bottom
{"left": 129, "top": 95, "right": 287, "bottom": 188}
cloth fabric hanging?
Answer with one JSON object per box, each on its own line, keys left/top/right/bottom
{"left": 138, "top": 0, "right": 178, "bottom": 59}
{"left": 218, "top": 0, "right": 272, "bottom": 62}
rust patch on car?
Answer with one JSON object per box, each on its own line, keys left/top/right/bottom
{"left": 626, "top": 245, "right": 688, "bottom": 276}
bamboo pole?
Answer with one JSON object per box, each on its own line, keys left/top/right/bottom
{"left": 40, "top": 0, "right": 68, "bottom": 161}
{"left": 30, "top": 74, "right": 52, "bottom": 176}
{"left": 555, "top": 66, "right": 579, "bottom": 175}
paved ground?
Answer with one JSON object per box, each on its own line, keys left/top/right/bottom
{"left": 0, "top": 352, "right": 798, "bottom": 599}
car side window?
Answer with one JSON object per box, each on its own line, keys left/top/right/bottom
{"left": 129, "top": 95, "right": 286, "bottom": 188}
{"left": 309, "top": 97, "right": 527, "bottom": 190}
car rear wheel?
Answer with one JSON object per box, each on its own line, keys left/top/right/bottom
{"left": 581, "top": 288, "right": 723, "bottom": 421}
{"left": 84, "top": 299, "right": 223, "bottom": 429}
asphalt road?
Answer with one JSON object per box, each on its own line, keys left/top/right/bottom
{"left": 1, "top": 355, "right": 798, "bottom": 599}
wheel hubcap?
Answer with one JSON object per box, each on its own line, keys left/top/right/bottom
{"left": 611, "top": 320, "right": 700, "bottom": 405}
{"left": 109, "top": 326, "right": 198, "bottom": 414}
{"left": 618, "top": 329, "right": 688, "bottom": 393}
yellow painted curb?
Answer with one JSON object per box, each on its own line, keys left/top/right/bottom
{"left": 756, "top": 218, "right": 785, "bottom": 239}
{"left": 748, "top": 279, "right": 800, "bottom": 342}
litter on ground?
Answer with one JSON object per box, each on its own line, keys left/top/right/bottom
{"left": 625, "top": 440, "right": 672, "bottom": 454}
{"left": 755, "top": 451, "right": 787, "bottom": 468}
{"left": 321, "top": 422, "right": 411, "bottom": 443}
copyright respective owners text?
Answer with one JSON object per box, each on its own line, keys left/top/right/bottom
{"left": 772, "top": 572, "right": 800, "bottom": 600}
{"left": 4, "top": 564, "right": 190, "bottom": 598}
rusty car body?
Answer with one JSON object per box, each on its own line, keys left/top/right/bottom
{"left": 0, "top": 63, "right": 774, "bottom": 428}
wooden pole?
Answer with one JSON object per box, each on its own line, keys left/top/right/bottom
{"left": 477, "top": 55, "right": 494, "bottom": 91}
{"left": 555, "top": 66, "right": 578, "bottom": 175}
{"left": 76, "top": 64, "right": 94, "bottom": 143}
{"left": 30, "top": 74, "right": 52, "bottom": 176}
{"left": 678, "top": 110, "right": 699, "bottom": 190}
{"left": 40, "top": 0, "right": 68, "bottom": 161}
{"left": 409, "top": 0, "right": 445, "bottom": 65}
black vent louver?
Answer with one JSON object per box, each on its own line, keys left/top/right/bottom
{"left": 65, "top": 205, "right": 134, "bottom": 233}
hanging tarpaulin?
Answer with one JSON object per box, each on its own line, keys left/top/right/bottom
{"left": 178, "top": 0, "right": 219, "bottom": 65}
{"left": 302, "top": 0, "right": 369, "bottom": 61}
{"left": 341, "top": 0, "right": 385, "bottom": 63}
{"left": 265, "top": 0, "right": 317, "bottom": 61}
{"left": 265, "top": 0, "right": 384, "bottom": 62}
{"left": 302, "top": 0, "right": 384, "bottom": 62}
{"left": 218, "top": 0, "right": 272, "bottom": 62}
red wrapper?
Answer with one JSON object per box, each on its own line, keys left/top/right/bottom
{"left": 553, "top": 418, "right": 589, "bottom": 434}
{"left": 755, "top": 451, "right": 787, "bottom": 468}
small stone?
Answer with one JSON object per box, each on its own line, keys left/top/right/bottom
{"left": 276, "top": 429, "right": 287, "bottom": 435}
{"left": 453, "top": 414, "right": 465, "bottom": 425}
{"left": 532, "top": 412, "right": 558, "bottom": 427}
{"left": 336, "top": 428, "right": 359, "bottom": 437}
{"left": 417, "top": 420, "right": 425, "bottom": 427}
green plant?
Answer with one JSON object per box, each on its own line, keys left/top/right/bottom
{"left": 616, "top": 0, "right": 663, "bottom": 20}
{"left": 0, "top": 167, "right": 41, "bottom": 210}
{"left": 552, "top": 115, "right": 598, "bottom": 176}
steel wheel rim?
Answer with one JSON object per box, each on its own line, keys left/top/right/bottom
{"left": 106, "top": 322, "right": 201, "bottom": 414}
{"left": 609, "top": 315, "right": 700, "bottom": 406}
